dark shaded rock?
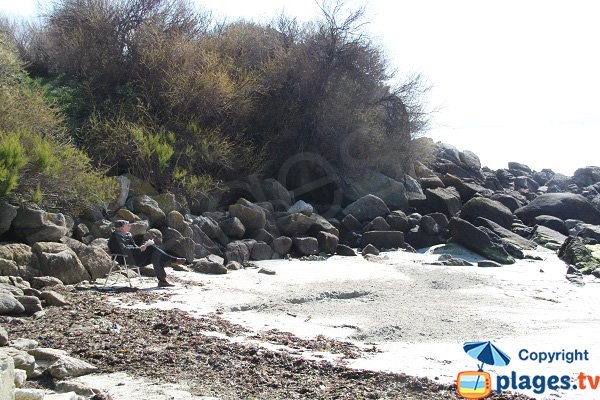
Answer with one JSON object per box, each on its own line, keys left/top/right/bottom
{"left": 403, "top": 175, "right": 426, "bottom": 202}
{"left": 419, "top": 215, "right": 439, "bottom": 235}
{"left": 360, "top": 231, "right": 404, "bottom": 250}
{"left": 75, "top": 245, "right": 112, "bottom": 281}
{"left": 262, "top": 178, "right": 292, "bottom": 210}
{"left": 478, "top": 260, "right": 503, "bottom": 268}
{"left": 573, "top": 166, "right": 600, "bottom": 187}
{"left": 385, "top": 212, "right": 410, "bottom": 232}
{"left": 508, "top": 162, "right": 532, "bottom": 174}
{"left": 441, "top": 174, "right": 486, "bottom": 202}
{"left": 578, "top": 224, "right": 600, "bottom": 243}
{"left": 191, "top": 259, "right": 227, "bottom": 274}
{"left": 559, "top": 236, "right": 600, "bottom": 274}
{"left": 361, "top": 244, "right": 379, "bottom": 256}
{"left": 258, "top": 267, "right": 276, "bottom": 275}
{"left": 161, "top": 228, "right": 196, "bottom": 261}
{"left": 534, "top": 215, "right": 567, "bottom": 235}
{"left": 404, "top": 228, "right": 443, "bottom": 249}
{"left": 531, "top": 225, "right": 567, "bottom": 250}
{"left": 250, "top": 241, "right": 274, "bottom": 261}
{"left": 460, "top": 150, "right": 482, "bottom": 172}
{"left": 251, "top": 229, "right": 274, "bottom": 244}
{"left": 224, "top": 241, "right": 251, "bottom": 264}
{"left": 194, "top": 216, "right": 230, "bottom": 246}
{"left": 448, "top": 217, "right": 514, "bottom": 264}
{"left": 225, "top": 261, "right": 243, "bottom": 270}
{"left": 490, "top": 194, "right": 523, "bottom": 212}
{"left": 276, "top": 213, "right": 313, "bottom": 236}
{"left": 317, "top": 231, "right": 339, "bottom": 255}
{"left": 342, "top": 194, "right": 390, "bottom": 222}
{"left": 271, "top": 236, "right": 292, "bottom": 256}
{"left": 515, "top": 193, "right": 600, "bottom": 225}
{"left": 474, "top": 217, "right": 537, "bottom": 251}
{"left": 341, "top": 214, "right": 361, "bottom": 231}
{"left": 293, "top": 237, "right": 319, "bottom": 256}
{"left": 367, "top": 217, "right": 390, "bottom": 232}
{"left": 339, "top": 170, "right": 408, "bottom": 210}
{"left": 190, "top": 225, "right": 222, "bottom": 257}
{"left": 219, "top": 217, "right": 246, "bottom": 239}
{"left": 427, "top": 212, "right": 449, "bottom": 229}
{"left": 425, "top": 187, "right": 461, "bottom": 217}
{"left": 0, "top": 202, "right": 17, "bottom": 236}
{"left": 41, "top": 290, "right": 68, "bottom": 306}
{"left": 460, "top": 197, "right": 515, "bottom": 229}
{"left": 419, "top": 176, "right": 445, "bottom": 189}
{"left": 545, "top": 174, "right": 574, "bottom": 191}
{"left": 514, "top": 176, "right": 540, "bottom": 192}
{"left": 532, "top": 169, "right": 555, "bottom": 186}
{"left": 307, "top": 214, "right": 339, "bottom": 237}
{"left": 336, "top": 244, "right": 357, "bottom": 256}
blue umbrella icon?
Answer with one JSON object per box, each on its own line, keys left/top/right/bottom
{"left": 463, "top": 341, "right": 511, "bottom": 371}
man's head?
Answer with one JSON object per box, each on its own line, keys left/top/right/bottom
{"left": 114, "top": 220, "right": 131, "bottom": 233}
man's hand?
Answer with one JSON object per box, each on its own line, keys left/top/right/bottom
{"left": 140, "top": 239, "right": 155, "bottom": 252}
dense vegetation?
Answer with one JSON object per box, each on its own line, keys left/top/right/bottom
{"left": 0, "top": 30, "right": 115, "bottom": 211}
{"left": 1, "top": 0, "right": 429, "bottom": 209}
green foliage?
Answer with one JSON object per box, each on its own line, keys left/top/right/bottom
{"left": 7, "top": 0, "right": 430, "bottom": 201}
{"left": 0, "top": 33, "right": 116, "bottom": 212}
{"left": 0, "top": 132, "right": 27, "bottom": 195}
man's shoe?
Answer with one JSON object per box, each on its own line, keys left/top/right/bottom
{"left": 158, "top": 280, "right": 175, "bottom": 288}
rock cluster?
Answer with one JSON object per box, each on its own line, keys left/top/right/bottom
{"left": 0, "top": 327, "right": 102, "bottom": 400}
{"left": 2, "top": 142, "right": 600, "bottom": 295}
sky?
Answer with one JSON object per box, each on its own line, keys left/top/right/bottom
{"left": 1, "top": 0, "right": 599, "bottom": 175}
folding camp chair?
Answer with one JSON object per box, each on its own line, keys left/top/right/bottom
{"left": 104, "top": 253, "right": 143, "bottom": 288}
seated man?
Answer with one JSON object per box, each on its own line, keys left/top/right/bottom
{"left": 108, "top": 220, "right": 185, "bottom": 287}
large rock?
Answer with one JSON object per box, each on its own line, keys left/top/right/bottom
{"left": 508, "top": 162, "right": 532, "bottom": 174}
{"left": 161, "top": 228, "right": 195, "bottom": 262}
{"left": 151, "top": 193, "right": 179, "bottom": 215}
{"left": 441, "top": 174, "right": 486, "bottom": 202}
{"left": 262, "top": 179, "right": 292, "bottom": 210}
{"left": 276, "top": 213, "right": 313, "bottom": 236}
{"left": 0, "top": 202, "right": 17, "bottom": 236}
{"left": 191, "top": 259, "right": 227, "bottom": 275}
{"left": 425, "top": 188, "right": 461, "bottom": 217}
{"left": 515, "top": 193, "right": 600, "bottom": 225}
{"left": 473, "top": 217, "right": 537, "bottom": 251}
{"left": 250, "top": 242, "right": 274, "bottom": 261}
{"left": 131, "top": 195, "right": 166, "bottom": 228}
{"left": 490, "top": 194, "right": 523, "bottom": 212}
{"left": 271, "top": 237, "right": 292, "bottom": 256}
{"left": 125, "top": 174, "right": 158, "bottom": 197}
{"left": 194, "top": 216, "right": 229, "bottom": 246}
{"left": 572, "top": 166, "right": 600, "bottom": 187}
{"left": 559, "top": 236, "right": 600, "bottom": 274}
{"left": 343, "top": 194, "right": 390, "bottom": 222}
{"left": 404, "top": 228, "right": 443, "bottom": 249}
{"left": 15, "top": 295, "right": 42, "bottom": 315}
{"left": 577, "top": 224, "right": 600, "bottom": 243}
{"left": 534, "top": 215, "right": 567, "bottom": 235}
{"left": 293, "top": 237, "right": 319, "bottom": 256}
{"left": 460, "top": 150, "right": 482, "bottom": 172}
{"left": 10, "top": 207, "right": 68, "bottom": 244}
{"left": 339, "top": 170, "right": 408, "bottom": 210}
{"left": 317, "top": 231, "right": 339, "bottom": 254}
{"left": 288, "top": 200, "right": 313, "bottom": 215}
{"left": 403, "top": 175, "right": 426, "bottom": 202}
{"left": 0, "top": 351, "right": 15, "bottom": 400}
{"left": 448, "top": 218, "right": 515, "bottom": 264}
{"left": 0, "top": 293, "right": 25, "bottom": 315}
{"left": 229, "top": 201, "right": 266, "bottom": 231}
{"left": 307, "top": 214, "right": 339, "bottom": 237}
{"left": 531, "top": 225, "right": 567, "bottom": 251}
{"left": 360, "top": 231, "right": 404, "bottom": 250}
{"left": 224, "top": 241, "right": 250, "bottom": 264}
{"left": 0, "top": 326, "right": 7, "bottom": 346}
{"left": 219, "top": 217, "right": 246, "bottom": 239}
{"left": 0, "top": 244, "right": 40, "bottom": 278}
{"left": 108, "top": 175, "right": 130, "bottom": 211}
{"left": 75, "top": 246, "right": 112, "bottom": 280}
{"left": 460, "top": 197, "right": 515, "bottom": 229}
{"left": 48, "top": 355, "right": 98, "bottom": 379}
{"left": 31, "top": 243, "right": 90, "bottom": 285}
{"left": 166, "top": 211, "right": 193, "bottom": 238}
{"left": 190, "top": 225, "right": 222, "bottom": 257}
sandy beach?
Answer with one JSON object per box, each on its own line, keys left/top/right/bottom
{"left": 103, "top": 245, "right": 600, "bottom": 399}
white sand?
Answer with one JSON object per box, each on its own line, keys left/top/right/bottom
{"left": 108, "top": 246, "right": 600, "bottom": 399}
